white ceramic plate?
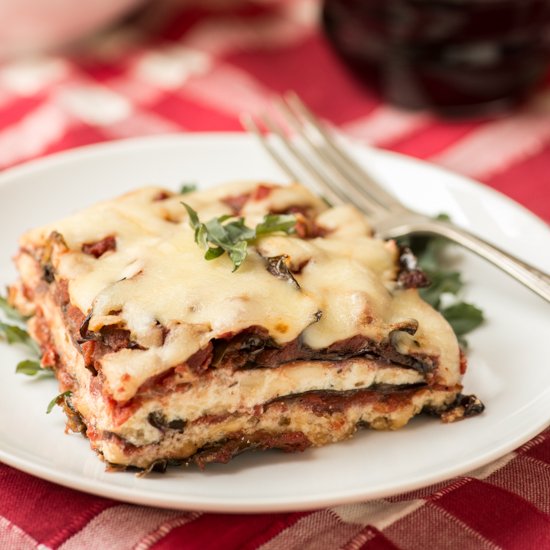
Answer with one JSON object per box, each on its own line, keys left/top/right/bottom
{"left": 0, "top": 134, "right": 549, "bottom": 513}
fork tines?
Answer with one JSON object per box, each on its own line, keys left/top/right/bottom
{"left": 241, "top": 92, "right": 403, "bottom": 220}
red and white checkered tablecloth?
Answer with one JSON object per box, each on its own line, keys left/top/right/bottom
{"left": 1, "top": 1, "right": 550, "bottom": 548}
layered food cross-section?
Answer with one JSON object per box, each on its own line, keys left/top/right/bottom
{"left": 9, "top": 181, "right": 483, "bottom": 470}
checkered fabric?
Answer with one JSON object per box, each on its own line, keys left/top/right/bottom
{"left": 0, "top": 1, "right": 549, "bottom": 548}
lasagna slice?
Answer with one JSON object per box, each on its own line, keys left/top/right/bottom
{"left": 9, "top": 181, "right": 483, "bottom": 470}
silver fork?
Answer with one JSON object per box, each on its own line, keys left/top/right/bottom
{"left": 241, "top": 92, "right": 550, "bottom": 303}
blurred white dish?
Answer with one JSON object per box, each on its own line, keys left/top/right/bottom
{"left": 0, "top": 0, "right": 145, "bottom": 57}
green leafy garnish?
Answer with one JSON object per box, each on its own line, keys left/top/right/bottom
{"left": 179, "top": 183, "right": 197, "bottom": 194}
{"left": 399, "top": 214, "right": 484, "bottom": 348}
{"left": 46, "top": 390, "right": 72, "bottom": 414}
{"left": 255, "top": 214, "right": 297, "bottom": 236}
{"left": 0, "top": 296, "right": 26, "bottom": 322}
{"left": 16, "top": 359, "right": 54, "bottom": 377}
{"left": 182, "top": 203, "right": 296, "bottom": 271}
{"left": 0, "top": 321, "right": 41, "bottom": 356}
{"left": 0, "top": 321, "right": 29, "bottom": 345}
{"left": 441, "top": 303, "right": 484, "bottom": 346}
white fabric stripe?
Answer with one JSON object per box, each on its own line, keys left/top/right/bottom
{"left": 430, "top": 90, "right": 550, "bottom": 179}
{"left": 0, "top": 57, "right": 68, "bottom": 96}
{"left": 133, "top": 512, "right": 202, "bottom": 550}
{"left": 341, "top": 107, "right": 433, "bottom": 146}
{"left": 183, "top": 63, "right": 275, "bottom": 116}
{"left": 58, "top": 505, "right": 184, "bottom": 550}
{"left": 57, "top": 84, "right": 133, "bottom": 126}
{"left": 517, "top": 433, "right": 547, "bottom": 453}
{"left": 467, "top": 452, "right": 516, "bottom": 480}
{"left": 340, "top": 527, "right": 376, "bottom": 550}
{"left": 258, "top": 509, "right": 361, "bottom": 550}
{"left": 133, "top": 45, "right": 213, "bottom": 90}
{"left": 102, "top": 110, "right": 185, "bottom": 139}
{"left": 332, "top": 498, "right": 425, "bottom": 530}
{"left": 0, "top": 516, "right": 41, "bottom": 550}
{"left": 0, "top": 101, "right": 71, "bottom": 169}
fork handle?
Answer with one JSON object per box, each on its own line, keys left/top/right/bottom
{"left": 381, "top": 217, "right": 550, "bottom": 303}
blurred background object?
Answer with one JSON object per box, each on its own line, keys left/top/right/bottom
{"left": 322, "top": 0, "right": 550, "bottom": 116}
{"left": 0, "top": 0, "right": 146, "bottom": 58}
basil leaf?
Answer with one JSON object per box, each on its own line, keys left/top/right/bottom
{"left": 182, "top": 202, "right": 200, "bottom": 230}
{"left": 180, "top": 183, "right": 197, "bottom": 194}
{"left": 419, "top": 270, "right": 462, "bottom": 308}
{"left": 182, "top": 203, "right": 297, "bottom": 271}
{"left": 16, "top": 359, "right": 54, "bottom": 377}
{"left": 0, "top": 322, "right": 28, "bottom": 345}
{"left": 0, "top": 321, "right": 41, "bottom": 356}
{"left": 0, "top": 295, "right": 25, "bottom": 322}
{"left": 228, "top": 240, "right": 248, "bottom": 272}
{"left": 46, "top": 390, "right": 72, "bottom": 414}
{"left": 256, "top": 214, "right": 296, "bottom": 236}
{"left": 204, "top": 247, "right": 224, "bottom": 260}
{"left": 441, "top": 302, "right": 484, "bottom": 337}
{"left": 224, "top": 219, "right": 255, "bottom": 242}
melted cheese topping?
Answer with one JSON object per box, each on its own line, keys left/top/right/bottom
{"left": 22, "top": 182, "right": 460, "bottom": 402}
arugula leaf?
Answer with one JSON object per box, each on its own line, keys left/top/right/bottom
{"left": 46, "top": 390, "right": 72, "bottom": 414}
{"left": 179, "top": 183, "right": 197, "bottom": 194}
{"left": 0, "top": 295, "right": 26, "bottom": 322}
{"left": 16, "top": 359, "right": 54, "bottom": 377}
{"left": 401, "top": 214, "right": 485, "bottom": 347}
{"left": 182, "top": 203, "right": 296, "bottom": 271}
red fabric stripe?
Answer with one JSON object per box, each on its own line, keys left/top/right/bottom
{"left": 0, "top": 464, "right": 116, "bottom": 548}
{"left": 360, "top": 527, "right": 401, "bottom": 550}
{"left": 151, "top": 512, "right": 308, "bottom": 550}
{"left": 484, "top": 141, "right": 550, "bottom": 222}
{"left": 227, "top": 35, "right": 380, "bottom": 125}
{"left": 152, "top": 93, "right": 241, "bottom": 131}
{"left": 387, "top": 120, "right": 480, "bottom": 159}
{"left": 36, "top": 124, "right": 110, "bottom": 163}
{"left": 74, "top": 60, "right": 130, "bottom": 84}
{"left": 433, "top": 478, "right": 550, "bottom": 547}
{"left": 153, "top": 3, "right": 278, "bottom": 42}
{"left": 521, "top": 430, "right": 550, "bottom": 464}
{"left": 0, "top": 94, "right": 47, "bottom": 129}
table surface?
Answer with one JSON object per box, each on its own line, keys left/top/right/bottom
{"left": 1, "top": 1, "right": 549, "bottom": 549}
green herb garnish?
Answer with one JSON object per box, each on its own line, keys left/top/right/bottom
{"left": 16, "top": 359, "right": 54, "bottom": 377}
{"left": 441, "top": 303, "right": 484, "bottom": 347}
{"left": 182, "top": 203, "right": 296, "bottom": 271}
{"left": 1, "top": 293, "right": 44, "bottom": 369}
{"left": 46, "top": 390, "right": 72, "bottom": 414}
{"left": 0, "top": 295, "right": 26, "bottom": 322}
{"left": 400, "top": 214, "right": 484, "bottom": 347}
{"left": 0, "top": 321, "right": 41, "bottom": 356}
{"left": 179, "top": 183, "right": 197, "bottom": 194}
